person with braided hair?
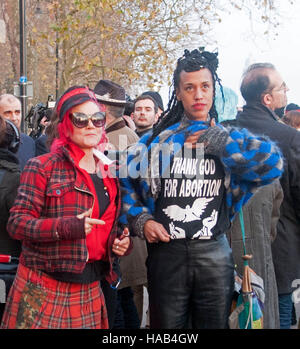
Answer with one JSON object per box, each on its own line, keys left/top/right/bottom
{"left": 119, "top": 48, "right": 284, "bottom": 329}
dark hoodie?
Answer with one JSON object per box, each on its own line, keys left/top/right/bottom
{"left": 0, "top": 148, "right": 21, "bottom": 257}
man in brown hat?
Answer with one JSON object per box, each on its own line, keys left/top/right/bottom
{"left": 94, "top": 80, "right": 139, "bottom": 151}
{"left": 94, "top": 79, "right": 147, "bottom": 328}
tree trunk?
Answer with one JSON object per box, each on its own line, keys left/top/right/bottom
{"left": 0, "top": 1, "right": 19, "bottom": 80}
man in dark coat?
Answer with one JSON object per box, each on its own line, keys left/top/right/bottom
{"left": 235, "top": 62, "right": 300, "bottom": 329}
{"left": 227, "top": 181, "right": 283, "bottom": 328}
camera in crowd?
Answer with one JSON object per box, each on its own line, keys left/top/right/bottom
{"left": 26, "top": 95, "right": 55, "bottom": 139}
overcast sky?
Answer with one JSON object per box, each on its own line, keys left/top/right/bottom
{"left": 209, "top": 1, "right": 300, "bottom": 106}
{"left": 160, "top": 1, "right": 300, "bottom": 108}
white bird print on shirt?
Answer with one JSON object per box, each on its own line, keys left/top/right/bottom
{"left": 162, "top": 197, "right": 214, "bottom": 223}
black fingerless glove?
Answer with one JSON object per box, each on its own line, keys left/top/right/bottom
{"left": 197, "top": 126, "right": 229, "bottom": 157}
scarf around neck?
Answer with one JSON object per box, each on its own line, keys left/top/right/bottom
{"left": 132, "top": 115, "right": 219, "bottom": 198}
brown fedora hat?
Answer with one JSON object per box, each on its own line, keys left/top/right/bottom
{"left": 94, "top": 80, "right": 126, "bottom": 106}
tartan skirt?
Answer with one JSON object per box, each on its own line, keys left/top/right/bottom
{"left": 0, "top": 263, "right": 108, "bottom": 329}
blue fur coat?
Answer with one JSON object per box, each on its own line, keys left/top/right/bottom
{"left": 119, "top": 116, "right": 284, "bottom": 238}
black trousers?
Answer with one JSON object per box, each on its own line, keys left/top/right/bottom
{"left": 101, "top": 279, "right": 118, "bottom": 329}
{"left": 146, "top": 234, "right": 234, "bottom": 329}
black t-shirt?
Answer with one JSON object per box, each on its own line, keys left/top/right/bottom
{"left": 154, "top": 147, "right": 230, "bottom": 240}
{"left": 90, "top": 173, "right": 110, "bottom": 218}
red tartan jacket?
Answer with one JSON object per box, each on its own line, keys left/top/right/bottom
{"left": 7, "top": 145, "right": 128, "bottom": 284}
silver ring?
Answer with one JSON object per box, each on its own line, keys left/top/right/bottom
{"left": 116, "top": 246, "right": 119, "bottom": 249}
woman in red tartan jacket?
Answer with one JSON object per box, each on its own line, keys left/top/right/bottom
{"left": 0, "top": 86, "right": 131, "bottom": 329}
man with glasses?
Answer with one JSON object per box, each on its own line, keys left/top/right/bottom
{"left": 235, "top": 63, "right": 300, "bottom": 329}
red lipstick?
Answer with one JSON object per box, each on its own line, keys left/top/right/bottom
{"left": 192, "top": 103, "right": 206, "bottom": 110}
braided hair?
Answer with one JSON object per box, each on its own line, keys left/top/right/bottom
{"left": 147, "top": 48, "right": 223, "bottom": 146}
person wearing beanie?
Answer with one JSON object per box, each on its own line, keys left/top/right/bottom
{"left": 132, "top": 94, "right": 159, "bottom": 138}
{"left": 285, "top": 102, "right": 300, "bottom": 113}
{"left": 141, "top": 91, "right": 164, "bottom": 119}
{"left": 0, "top": 86, "right": 131, "bottom": 329}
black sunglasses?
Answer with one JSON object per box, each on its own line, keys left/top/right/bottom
{"left": 70, "top": 112, "right": 106, "bottom": 128}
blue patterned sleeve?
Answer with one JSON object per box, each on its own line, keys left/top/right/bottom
{"left": 118, "top": 134, "right": 155, "bottom": 238}
{"left": 222, "top": 127, "right": 284, "bottom": 217}
{"left": 197, "top": 125, "right": 284, "bottom": 217}
{"left": 222, "top": 127, "right": 284, "bottom": 184}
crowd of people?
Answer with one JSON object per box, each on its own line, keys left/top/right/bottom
{"left": 0, "top": 47, "right": 299, "bottom": 329}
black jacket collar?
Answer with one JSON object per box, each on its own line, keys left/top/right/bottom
{"left": 238, "top": 103, "right": 281, "bottom": 123}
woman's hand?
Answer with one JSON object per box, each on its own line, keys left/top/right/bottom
{"left": 144, "top": 219, "right": 170, "bottom": 243}
{"left": 112, "top": 228, "right": 131, "bottom": 256}
{"left": 112, "top": 236, "right": 130, "bottom": 256}
{"left": 77, "top": 208, "right": 105, "bottom": 236}
{"left": 185, "top": 118, "right": 216, "bottom": 149}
